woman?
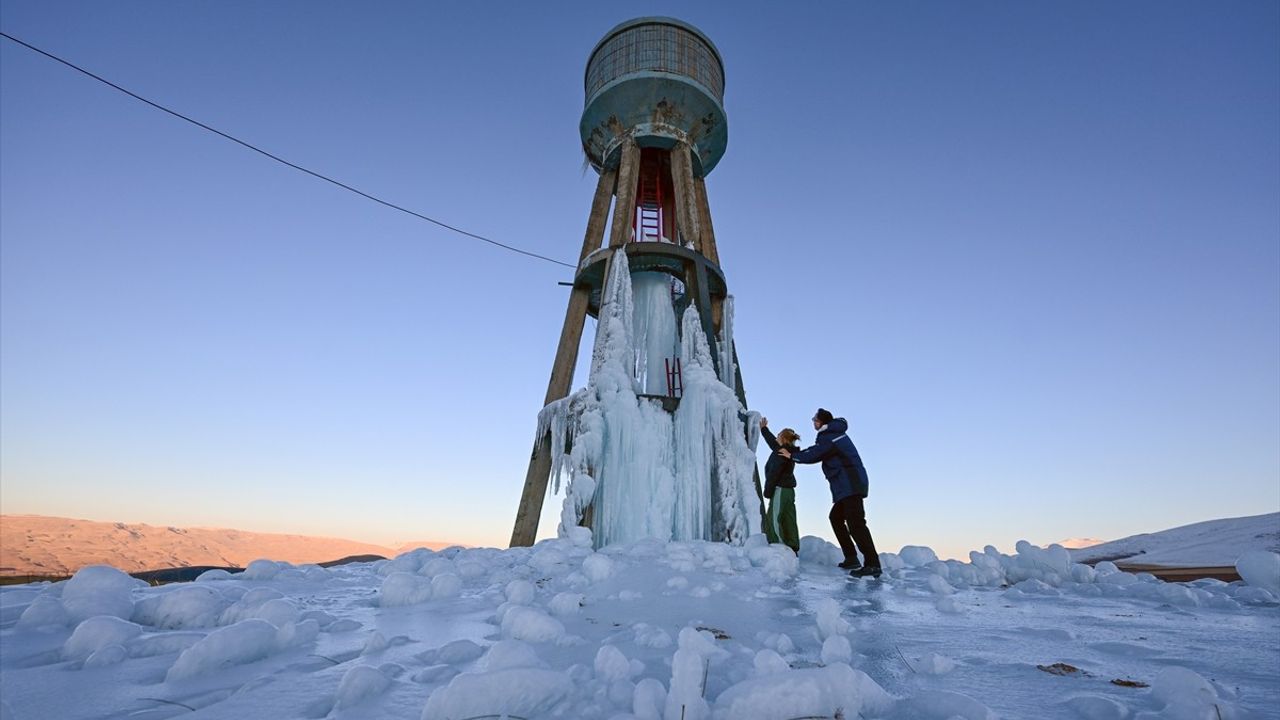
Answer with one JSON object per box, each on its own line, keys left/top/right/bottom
{"left": 759, "top": 417, "right": 801, "bottom": 554}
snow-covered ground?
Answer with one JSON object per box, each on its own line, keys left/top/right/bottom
{"left": 1071, "top": 513, "right": 1280, "bottom": 567}
{"left": 2, "top": 533, "right": 1278, "bottom": 720}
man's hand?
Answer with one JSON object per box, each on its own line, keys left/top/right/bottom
{"left": 778, "top": 448, "right": 792, "bottom": 459}
{"left": 759, "top": 417, "right": 768, "bottom": 429}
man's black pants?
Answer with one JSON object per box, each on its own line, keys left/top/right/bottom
{"left": 829, "top": 495, "right": 880, "bottom": 568}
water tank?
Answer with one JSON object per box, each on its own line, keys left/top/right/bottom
{"left": 580, "top": 17, "right": 728, "bottom": 177}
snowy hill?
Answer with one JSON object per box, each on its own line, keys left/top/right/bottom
{"left": 0, "top": 515, "right": 457, "bottom": 576}
{"left": 1070, "top": 513, "right": 1280, "bottom": 567}
{"left": 1, "top": 533, "right": 1277, "bottom": 719}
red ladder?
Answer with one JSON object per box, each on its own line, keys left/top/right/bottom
{"left": 634, "top": 151, "right": 664, "bottom": 242}
{"left": 664, "top": 357, "right": 683, "bottom": 398}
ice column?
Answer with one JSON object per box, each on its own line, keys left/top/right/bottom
{"left": 631, "top": 272, "right": 679, "bottom": 395}
{"left": 544, "top": 249, "right": 760, "bottom": 548}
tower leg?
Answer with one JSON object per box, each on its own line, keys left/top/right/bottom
{"left": 510, "top": 168, "right": 618, "bottom": 548}
{"left": 670, "top": 142, "right": 702, "bottom": 250}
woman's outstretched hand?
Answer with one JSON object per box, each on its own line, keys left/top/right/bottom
{"left": 759, "top": 416, "right": 768, "bottom": 429}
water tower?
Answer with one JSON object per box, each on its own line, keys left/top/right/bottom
{"left": 510, "top": 17, "right": 760, "bottom": 547}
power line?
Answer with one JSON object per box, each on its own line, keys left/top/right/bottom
{"left": 0, "top": 30, "right": 577, "bottom": 270}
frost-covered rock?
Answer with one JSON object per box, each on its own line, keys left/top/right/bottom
{"left": 505, "top": 579, "right": 536, "bottom": 605}
{"left": 334, "top": 665, "right": 390, "bottom": 711}
{"left": 241, "top": 559, "right": 287, "bottom": 581}
{"left": 63, "top": 616, "right": 143, "bottom": 661}
{"left": 583, "top": 554, "right": 615, "bottom": 582}
{"left": 594, "top": 644, "right": 631, "bottom": 682}
{"left": 166, "top": 619, "right": 284, "bottom": 682}
{"left": 548, "top": 592, "right": 583, "bottom": 616}
{"left": 17, "top": 595, "right": 71, "bottom": 628}
{"left": 379, "top": 572, "right": 432, "bottom": 607}
{"left": 1235, "top": 550, "right": 1280, "bottom": 594}
{"left": 713, "top": 664, "right": 875, "bottom": 719}
{"left": 421, "top": 668, "right": 573, "bottom": 719}
{"left": 431, "top": 573, "right": 462, "bottom": 599}
{"left": 1150, "top": 666, "right": 1223, "bottom": 719}
{"left": 61, "top": 565, "right": 141, "bottom": 623}
{"left": 501, "top": 606, "right": 566, "bottom": 644}
{"left": 632, "top": 677, "right": 667, "bottom": 720}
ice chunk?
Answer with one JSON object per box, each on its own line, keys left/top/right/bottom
{"left": 1236, "top": 550, "right": 1280, "bottom": 594}
{"left": 481, "top": 640, "right": 544, "bottom": 671}
{"left": 594, "top": 644, "right": 631, "bottom": 682}
{"left": 165, "top": 619, "right": 281, "bottom": 682}
{"left": 241, "top": 559, "right": 287, "bottom": 580}
{"left": 506, "top": 579, "right": 536, "bottom": 605}
{"left": 133, "top": 586, "right": 228, "bottom": 629}
{"left": 61, "top": 565, "right": 140, "bottom": 623}
{"left": 712, "top": 664, "right": 866, "bottom": 719}
{"left": 633, "top": 677, "right": 668, "bottom": 720}
{"left": 434, "top": 639, "right": 484, "bottom": 666}
{"left": 83, "top": 643, "right": 128, "bottom": 668}
{"left": 500, "top": 606, "right": 566, "bottom": 643}
{"left": 334, "top": 665, "right": 390, "bottom": 711}
{"left": 195, "top": 569, "right": 234, "bottom": 582}
{"left": 820, "top": 635, "right": 852, "bottom": 665}
{"left": 420, "top": 668, "right": 572, "bottom": 719}
{"left": 431, "top": 573, "right": 462, "bottom": 599}
{"left": 17, "top": 595, "right": 70, "bottom": 629}
{"left": 814, "top": 598, "right": 850, "bottom": 639}
{"left": 899, "top": 546, "right": 940, "bottom": 567}
{"left": 379, "top": 572, "right": 432, "bottom": 607}
{"left": 63, "top": 616, "right": 143, "bottom": 661}
{"left": 1151, "top": 666, "right": 1220, "bottom": 717}
{"left": 549, "top": 592, "right": 583, "bottom": 616}
{"left": 583, "top": 554, "right": 615, "bottom": 582}
{"left": 753, "top": 649, "right": 789, "bottom": 676}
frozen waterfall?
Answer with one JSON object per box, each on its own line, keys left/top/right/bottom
{"left": 537, "top": 251, "right": 761, "bottom": 548}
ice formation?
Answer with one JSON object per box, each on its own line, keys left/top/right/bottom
{"left": 538, "top": 251, "right": 760, "bottom": 548}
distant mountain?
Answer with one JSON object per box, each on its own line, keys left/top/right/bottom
{"left": 1070, "top": 513, "right": 1280, "bottom": 567}
{"left": 1055, "top": 537, "right": 1106, "bottom": 549}
{"left": 0, "top": 514, "right": 458, "bottom": 576}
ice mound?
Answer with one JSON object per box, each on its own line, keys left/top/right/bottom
{"left": 712, "top": 663, "right": 878, "bottom": 719}
{"left": 61, "top": 565, "right": 143, "bottom": 623}
{"left": 1235, "top": 550, "right": 1280, "bottom": 595}
{"left": 62, "top": 616, "right": 143, "bottom": 661}
{"left": 421, "top": 668, "right": 573, "bottom": 719}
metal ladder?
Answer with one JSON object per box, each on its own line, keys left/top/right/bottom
{"left": 634, "top": 151, "right": 664, "bottom": 242}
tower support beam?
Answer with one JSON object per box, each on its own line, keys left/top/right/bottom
{"left": 510, "top": 168, "right": 617, "bottom": 547}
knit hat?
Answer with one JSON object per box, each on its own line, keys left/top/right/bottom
{"left": 813, "top": 408, "right": 834, "bottom": 425}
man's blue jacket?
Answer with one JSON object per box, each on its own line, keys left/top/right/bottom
{"left": 789, "top": 418, "right": 869, "bottom": 503}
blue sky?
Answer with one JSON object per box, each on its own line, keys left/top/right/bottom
{"left": 2, "top": 2, "right": 1277, "bottom": 559}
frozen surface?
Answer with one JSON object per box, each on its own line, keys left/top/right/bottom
{"left": 1071, "top": 513, "right": 1280, "bottom": 567}
{"left": 1, "top": 535, "right": 1277, "bottom": 719}
{"left": 538, "top": 252, "right": 760, "bottom": 548}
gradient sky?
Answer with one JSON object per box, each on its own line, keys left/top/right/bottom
{"left": 2, "top": 2, "right": 1277, "bottom": 560}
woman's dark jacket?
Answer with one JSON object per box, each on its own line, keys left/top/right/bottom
{"left": 761, "top": 427, "right": 798, "bottom": 500}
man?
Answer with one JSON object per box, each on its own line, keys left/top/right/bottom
{"left": 780, "top": 408, "right": 882, "bottom": 578}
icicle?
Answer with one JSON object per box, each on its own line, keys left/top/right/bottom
{"left": 718, "top": 294, "right": 736, "bottom": 388}
{"left": 631, "top": 272, "right": 679, "bottom": 395}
